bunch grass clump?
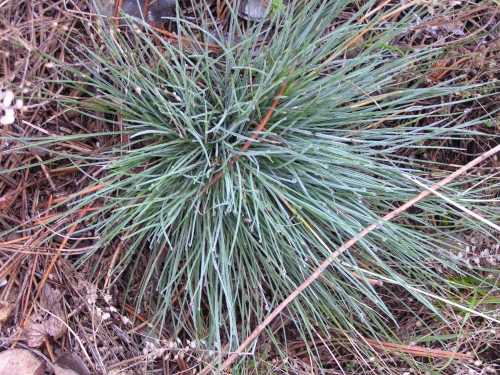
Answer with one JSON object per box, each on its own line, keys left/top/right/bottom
{"left": 8, "top": 0, "right": 500, "bottom": 371}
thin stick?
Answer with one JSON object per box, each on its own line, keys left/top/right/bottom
{"left": 37, "top": 183, "right": 109, "bottom": 208}
{"left": 402, "top": 173, "right": 500, "bottom": 232}
{"left": 212, "top": 143, "right": 500, "bottom": 372}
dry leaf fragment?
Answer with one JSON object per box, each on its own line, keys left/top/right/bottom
{"left": 0, "top": 348, "right": 45, "bottom": 375}
{"left": 239, "top": 0, "right": 267, "bottom": 21}
{"left": 0, "top": 300, "right": 13, "bottom": 324}
{"left": 51, "top": 363, "right": 81, "bottom": 375}
{"left": 53, "top": 351, "right": 92, "bottom": 375}
{"left": 84, "top": 283, "right": 97, "bottom": 305}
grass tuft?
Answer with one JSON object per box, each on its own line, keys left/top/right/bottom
{"left": 4, "top": 0, "right": 500, "bottom": 372}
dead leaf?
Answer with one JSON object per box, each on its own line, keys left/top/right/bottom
{"left": 238, "top": 0, "right": 267, "bottom": 21}
{"left": 24, "top": 312, "right": 47, "bottom": 347}
{"left": 97, "top": 0, "right": 175, "bottom": 26}
{"left": 22, "top": 284, "right": 67, "bottom": 347}
{"left": 0, "top": 348, "right": 45, "bottom": 375}
{"left": 54, "top": 352, "right": 92, "bottom": 375}
{"left": 39, "top": 284, "right": 67, "bottom": 340}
